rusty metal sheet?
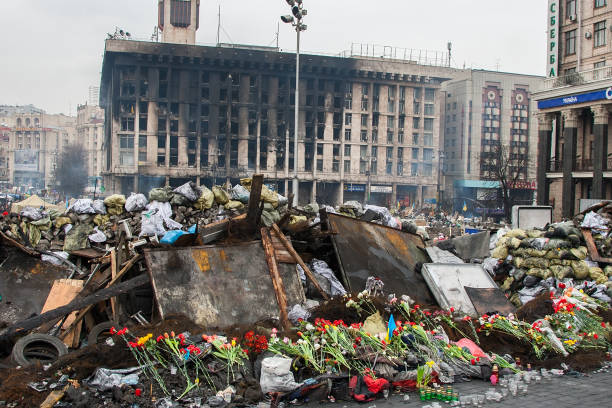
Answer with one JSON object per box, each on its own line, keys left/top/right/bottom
{"left": 328, "top": 213, "right": 434, "bottom": 304}
{"left": 144, "top": 241, "right": 305, "bottom": 328}
{"left": 464, "top": 287, "right": 516, "bottom": 316}
{"left": 0, "top": 248, "right": 69, "bottom": 325}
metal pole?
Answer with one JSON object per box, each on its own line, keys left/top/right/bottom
{"left": 292, "top": 26, "right": 300, "bottom": 207}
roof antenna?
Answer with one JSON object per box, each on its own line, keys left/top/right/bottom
{"left": 216, "top": 4, "right": 221, "bottom": 46}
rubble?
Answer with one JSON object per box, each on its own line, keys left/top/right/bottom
{"left": 0, "top": 184, "right": 611, "bottom": 407}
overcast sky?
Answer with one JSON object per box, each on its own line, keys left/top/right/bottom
{"left": 0, "top": 0, "right": 547, "bottom": 115}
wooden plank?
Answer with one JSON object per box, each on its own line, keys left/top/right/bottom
{"left": 40, "top": 385, "right": 69, "bottom": 408}
{"left": 246, "top": 174, "right": 264, "bottom": 228}
{"left": 59, "top": 255, "right": 142, "bottom": 340}
{"left": 40, "top": 279, "right": 84, "bottom": 346}
{"left": 582, "top": 228, "right": 612, "bottom": 263}
{"left": 0, "top": 230, "right": 39, "bottom": 257}
{"left": 271, "top": 224, "right": 330, "bottom": 300}
{"left": 261, "top": 227, "right": 291, "bottom": 331}
{"left": 0, "top": 274, "right": 149, "bottom": 341}
{"left": 270, "top": 233, "right": 296, "bottom": 264}
{"left": 200, "top": 214, "right": 247, "bottom": 244}
{"left": 110, "top": 249, "right": 118, "bottom": 322}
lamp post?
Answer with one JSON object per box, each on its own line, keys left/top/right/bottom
{"left": 281, "top": 0, "right": 307, "bottom": 207}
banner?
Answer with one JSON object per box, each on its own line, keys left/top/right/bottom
{"left": 14, "top": 149, "right": 39, "bottom": 172}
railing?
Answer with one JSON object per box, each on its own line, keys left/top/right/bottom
{"left": 607, "top": 158, "right": 612, "bottom": 170}
{"left": 338, "top": 43, "right": 451, "bottom": 67}
{"left": 574, "top": 159, "right": 593, "bottom": 172}
{"left": 541, "top": 66, "right": 612, "bottom": 90}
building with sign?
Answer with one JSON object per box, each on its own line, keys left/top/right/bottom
{"left": 442, "top": 70, "right": 543, "bottom": 214}
{"left": 0, "top": 105, "right": 77, "bottom": 191}
{"left": 534, "top": 0, "right": 612, "bottom": 220}
{"left": 99, "top": 1, "right": 459, "bottom": 206}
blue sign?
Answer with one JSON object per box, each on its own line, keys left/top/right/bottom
{"left": 344, "top": 184, "right": 365, "bottom": 192}
{"left": 537, "top": 87, "right": 612, "bottom": 109}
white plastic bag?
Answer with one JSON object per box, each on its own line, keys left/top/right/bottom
{"left": 88, "top": 227, "right": 107, "bottom": 243}
{"left": 364, "top": 204, "right": 400, "bottom": 229}
{"left": 92, "top": 199, "right": 107, "bottom": 215}
{"left": 259, "top": 357, "right": 301, "bottom": 393}
{"left": 69, "top": 199, "right": 96, "bottom": 214}
{"left": 139, "top": 201, "right": 182, "bottom": 237}
{"left": 173, "top": 182, "right": 200, "bottom": 202}
{"left": 125, "top": 193, "right": 148, "bottom": 212}
{"left": 20, "top": 206, "right": 43, "bottom": 220}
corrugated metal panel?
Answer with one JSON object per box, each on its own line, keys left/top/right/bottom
{"left": 144, "top": 241, "right": 305, "bottom": 328}
{"left": 328, "top": 213, "right": 435, "bottom": 304}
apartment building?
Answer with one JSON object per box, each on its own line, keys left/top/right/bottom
{"left": 534, "top": 0, "right": 612, "bottom": 220}
{"left": 0, "top": 105, "right": 78, "bottom": 190}
{"left": 443, "top": 70, "right": 543, "bottom": 214}
{"left": 76, "top": 103, "right": 105, "bottom": 188}
{"left": 99, "top": 0, "right": 458, "bottom": 206}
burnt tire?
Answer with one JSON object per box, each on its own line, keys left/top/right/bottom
{"left": 87, "top": 321, "right": 116, "bottom": 346}
{"left": 11, "top": 333, "right": 68, "bottom": 367}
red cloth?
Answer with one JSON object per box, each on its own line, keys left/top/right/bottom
{"left": 454, "top": 338, "right": 488, "bottom": 358}
{"left": 363, "top": 374, "right": 389, "bottom": 394}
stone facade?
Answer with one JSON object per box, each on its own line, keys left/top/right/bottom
{"left": 534, "top": 0, "right": 612, "bottom": 220}
{"left": 76, "top": 104, "right": 105, "bottom": 188}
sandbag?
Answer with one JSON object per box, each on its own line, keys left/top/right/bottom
{"left": 64, "top": 222, "right": 93, "bottom": 252}
{"left": 527, "top": 268, "right": 552, "bottom": 279}
{"left": 225, "top": 200, "right": 245, "bottom": 211}
{"left": 589, "top": 267, "right": 608, "bottom": 284}
{"left": 550, "top": 265, "right": 574, "bottom": 280}
{"left": 148, "top": 186, "right": 174, "bottom": 203}
{"left": 527, "top": 230, "right": 544, "bottom": 238}
{"left": 92, "top": 200, "right": 106, "bottom": 215}
{"left": 505, "top": 229, "right": 527, "bottom": 239}
{"left": 522, "top": 237, "right": 549, "bottom": 251}
{"left": 170, "top": 193, "right": 191, "bottom": 206}
{"left": 605, "top": 265, "right": 612, "bottom": 277}
{"left": 212, "top": 186, "right": 230, "bottom": 205}
{"left": 231, "top": 184, "right": 250, "bottom": 204}
{"left": 544, "top": 238, "right": 572, "bottom": 251}
{"left": 240, "top": 178, "right": 278, "bottom": 208}
{"left": 125, "top": 193, "right": 148, "bottom": 212}
{"left": 522, "top": 257, "right": 549, "bottom": 269}
{"left": 261, "top": 209, "right": 281, "bottom": 227}
{"left": 20, "top": 206, "right": 43, "bottom": 221}
{"left": 571, "top": 260, "right": 590, "bottom": 280}
{"left": 303, "top": 203, "right": 320, "bottom": 215}
{"left": 513, "top": 257, "right": 525, "bottom": 269}
{"left": 55, "top": 216, "right": 72, "bottom": 229}
{"left": 491, "top": 246, "right": 508, "bottom": 259}
{"left": 103, "top": 194, "right": 126, "bottom": 216}
{"left": 194, "top": 187, "right": 214, "bottom": 210}
{"left": 569, "top": 247, "right": 588, "bottom": 260}
{"left": 93, "top": 214, "right": 110, "bottom": 227}
{"left": 173, "top": 182, "right": 200, "bottom": 202}
{"left": 69, "top": 199, "right": 96, "bottom": 214}
{"left": 289, "top": 215, "right": 308, "bottom": 225}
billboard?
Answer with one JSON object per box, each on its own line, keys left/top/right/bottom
{"left": 14, "top": 149, "right": 39, "bottom": 172}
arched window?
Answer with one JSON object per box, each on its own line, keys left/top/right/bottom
{"left": 25, "top": 118, "right": 31, "bottom": 127}
{"left": 16, "top": 118, "right": 22, "bottom": 127}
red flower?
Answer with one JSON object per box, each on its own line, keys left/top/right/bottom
{"left": 594, "top": 334, "right": 599, "bottom": 340}
{"left": 1, "top": 211, "right": 8, "bottom": 217}
{"left": 558, "top": 282, "right": 566, "bottom": 289}
{"left": 602, "top": 322, "right": 606, "bottom": 328}
{"left": 157, "top": 335, "right": 163, "bottom": 342}
{"left": 414, "top": 304, "right": 420, "bottom": 310}
{"left": 110, "top": 327, "right": 117, "bottom": 335}
{"left": 471, "top": 358, "right": 476, "bottom": 365}
{"left": 450, "top": 307, "right": 455, "bottom": 313}
{"left": 462, "top": 316, "right": 471, "bottom": 321}
{"left": 134, "top": 389, "right": 142, "bottom": 397}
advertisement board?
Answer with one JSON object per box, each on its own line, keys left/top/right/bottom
{"left": 14, "top": 149, "right": 39, "bottom": 172}
{"left": 547, "top": 0, "right": 560, "bottom": 77}
{"left": 344, "top": 184, "right": 365, "bottom": 192}
{"left": 370, "top": 185, "right": 392, "bottom": 194}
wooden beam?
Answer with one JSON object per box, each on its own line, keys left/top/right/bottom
{"left": 246, "top": 174, "right": 264, "bottom": 228}
{"left": 110, "top": 249, "right": 118, "bottom": 322}
{"left": 0, "top": 274, "right": 149, "bottom": 341}
{"left": 271, "top": 223, "right": 330, "bottom": 300}
{"left": 582, "top": 228, "right": 612, "bottom": 264}
{"left": 0, "top": 230, "right": 39, "bottom": 257}
{"left": 260, "top": 227, "right": 290, "bottom": 331}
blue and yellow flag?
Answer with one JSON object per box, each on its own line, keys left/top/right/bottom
{"left": 462, "top": 201, "right": 467, "bottom": 212}
{"left": 386, "top": 314, "right": 397, "bottom": 343}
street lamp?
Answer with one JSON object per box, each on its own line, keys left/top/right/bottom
{"left": 281, "top": 0, "right": 307, "bottom": 207}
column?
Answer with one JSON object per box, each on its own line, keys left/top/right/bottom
{"left": 391, "top": 182, "right": 397, "bottom": 205}
{"left": 536, "top": 113, "right": 553, "bottom": 205}
{"left": 592, "top": 105, "right": 609, "bottom": 199}
{"left": 561, "top": 109, "right": 579, "bottom": 218}
{"left": 311, "top": 179, "right": 317, "bottom": 203}
{"left": 338, "top": 181, "right": 344, "bottom": 205}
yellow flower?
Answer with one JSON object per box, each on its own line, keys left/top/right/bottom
{"left": 425, "top": 360, "right": 434, "bottom": 368}
{"left": 231, "top": 339, "right": 236, "bottom": 347}
{"left": 195, "top": 378, "right": 200, "bottom": 385}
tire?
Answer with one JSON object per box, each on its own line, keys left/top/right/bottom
{"left": 11, "top": 333, "right": 68, "bottom": 367}
{"left": 87, "top": 321, "right": 116, "bottom": 346}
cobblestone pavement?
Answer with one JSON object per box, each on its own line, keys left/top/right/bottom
{"left": 326, "top": 365, "right": 612, "bottom": 408}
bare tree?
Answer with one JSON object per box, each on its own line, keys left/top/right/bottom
{"left": 54, "top": 143, "right": 88, "bottom": 198}
{"left": 479, "top": 143, "right": 531, "bottom": 222}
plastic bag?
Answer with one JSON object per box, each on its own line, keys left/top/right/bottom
{"left": 103, "top": 194, "right": 126, "bottom": 216}
{"left": 225, "top": 200, "right": 245, "bottom": 210}
{"left": 69, "top": 199, "right": 96, "bottom": 214}
{"left": 311, "top": 259, "right": 346, "bottom": 296}
{"left": 194, "top": 187, "right": 214, "bottom": 210}
{"left": 231, "top": 184, "right": 250, "bottom": 203}
{"left": 241, "top": 178, "right": 279, "bottom": 207}
{"left": 20, "top": 206, "right": 43, "bottom": 221}
{"left": 140, "top": 201, "right": 182, "bottom": 238}
{"left": 259, "top": 357, "right": 301, "bottom": 393}
{"left": 86, "top": 367, "right": 142, "bottom": 392}
{"left": 88, "top": 227, "right": 107, "bottom": 243}
{"left": 212, "top": 186, "right": 230, "bottom": 205}
{"left": 170, "top": 193, "right": 191, "bottom": 206}
{"left": 92, "top": 199, "right": 107, "bottom": 215}
{"left": 303, "top": 203, "right": 319, "bottom": 215}
{"left": 363, "top": 204, "right": 400, "bottom": 229}
{"left": 173, "top": 182, "right": 201, "bottom": 202}
{"left": 148, "top": 186, "right": 173, "bottom": 202}
{"left": 160, "top": 230, "right": 188, "bottom": 244}
{"left": 41, "top": 251, "right": 69, "bottom": 266}
{"left": 288, "top": 304, "right": 311, "bottom": 324}
{"left": 125, "top": 193, "right": 148, "bottom": 212}
{"left": 261, "top": 209, "right": 281, "bottom": 227}
{"left": 277, "top": 194, "right": 288, "bottom": 206}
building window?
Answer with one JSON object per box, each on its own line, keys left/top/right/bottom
{"left": 425, "top": 88, "right": 435, "bottom": 102}
{"left": 316, "top": 159, "right": 323, "bottom": 171}
{"left": 361, "top": 98, "right": 368, "bottom": 111}
{"left": 413, "top": 87, "right": 422, "bottom": 100}
{"left": 387, "top": 130, "right": 394, "bottom": 143}
{"left": 412, "top": 148, "right": 419, "bottom": 160}
{"left": 361, "top": 114, "right": 368, "bottom": 127}
{"left": 345, "top": 97, "right": 352, "bottom": 110}
{"left": 362, "top": 83, "right": 369, "bottom": 96}
{"left": 566, "top": 0, "right": 576, "bottom": 18}
{"left": 360, "top": 130, "right": 368, "bottom": 142}
{"left": 423, "top": 148, "right": 433, "bottom": 162}
{"left": 332, "top": 159, "right": 339, "bottom": 172}
{"left": 413, "top": 117, "right": 420, "bottom": 129}
{"left": 595, "top": 0, "right": 606, "bottom": 8}
{"left": 119, "top": 135, "right": 134, "bottom": 166}
{"left": 333, "top": 144, "right": 340, "bottom": 156}
{"left": 344, "top": 160, "right": 351, "bottom": 173}
{"left": 411, "top": 162, "right": 418, "bottom": 176}
{"left": 398, "top": 131, "right": 404, "bottom": 144}
{"left": 565, "top": 29, "right": 577, "bottom": 55}
{"left": 594, "top": 21, "right": 607, "bottom": 47}
{"left": 424, "top": 103, "right": 434, "bottom": 116}
{"left": 345, "top": 128, "right": 351, "bottom": 141}
{"left": 345, "top": 113, "right": 352, "bottom": 126}
{"left": 413, "top": 101, "right": 421, "bottom": 114}
{"left": 344, "top": 145, "right": 351, "bottom": 157}
{"left": 413, "top": 133, "right": 419, "bottom": 145}
{"left": 424, "top": 132, "right": 433, "bottom": 146}
{"left": 424, "top": 118, "right": 434, "bottom": 131}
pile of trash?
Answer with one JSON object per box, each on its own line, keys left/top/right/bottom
{"left": 488, "top": 213, "right": 612, "bottom": 306}
{"left": 0, "top": 180, "right": 289, "bottom": 253}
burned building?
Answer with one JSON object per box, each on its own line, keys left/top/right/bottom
{"left": 100, "top": 2, "right": 458, "bottom": 206}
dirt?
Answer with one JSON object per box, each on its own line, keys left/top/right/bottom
{"left": 597, "top": 308, "right": 612, "bottom": 324}
{"left": 309, "top": 294, "right": 390, "bottom": 325}
{"left": 515, "top": 293, "right": 554, "bottom": 322}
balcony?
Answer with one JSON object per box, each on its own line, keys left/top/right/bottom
{"left": 548, "top": 159, "right": 563, "bottom": 172}
{"left": 574, "top": 159, "right": 593, "bottom": 172}
{"left": 540, "top": 66, "right": 612, "bottom": 91}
